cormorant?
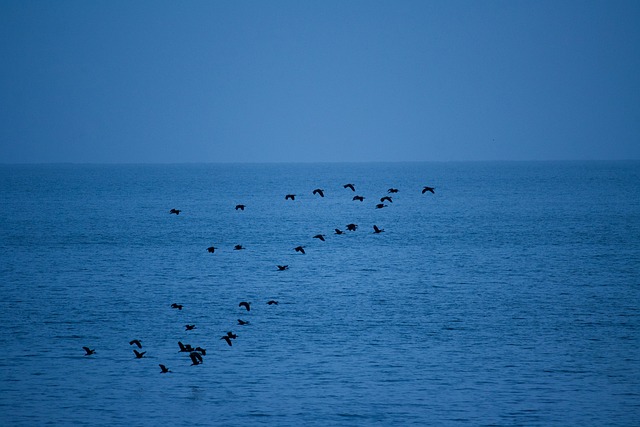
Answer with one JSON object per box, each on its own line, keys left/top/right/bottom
{"left": 83, "top": 347, "right": 96, "bottom": 356}
{"left": 344, "top": 183, "right": 355, "bottom": 191}
{"left": 375, "top": 203, "right": 387, "bottom": 209}
{"left": 346, "top": 223, "right": 357, "bottom": 231}
{"left": 129, "top": 339, "right": 142, "bottom": 349}
{"left": 207, "top": 246, "right": 215, "bottom": 253}
{"left": 169, "top": 209, "right": 181, "bottom": 215}
{"left": 373, "top": 225, "right": 385, "bottom": 234}
{"left": 335, "top": 228, "right": 344, "bottom": 235}
{"left": 235, "top": 204, "right": 245, "bottom": 210}
{"left": 313, "top": 234, "right": 325, "bottom": 241}
{"left": 313, "top": 189, "right": 325, "bottom": 197}
{"left": 171, "top": 303, "right": 183, "bottom": 310}
{"left": 294, "top": 246, "right": 305, "bottom": 254}
{"left": 422, "top": 186, "right": 435, "bottom": 194}
{"left": 237, "top": 319, "right": 250, "bottom": 325}
{"left": 353, "top": 195, "right": 365, "bottom": 202}
{"left": 159, "top": 364, "right": 171, "bottom": 373}
{"left": 234, "top": 244, "right": 245, "bottom": 250}
{"left": 277, "top": 265, "right": 289, "bottom": 271}
{"left": 380, "top": 196, "right": 392, "bottom": 203}
{"left": 190, "top": 352, "right": 203, "bottom": 365}
{"left": 239, "top": 301, "right": 251, "bottom": 311}
{"left": 388, "top": 188, "right": 399, "bottom": 193}
{"left": 133, "top": 349, "right": 146, "bottom": 359}
{"left": 285, "top": 194, "right": 296, "bottom": 200}
{"left": 185, "top": 324, "right": 196, "bottom": 331}
{"left": 221, "top": 335, "right": 233, "bottom": 346}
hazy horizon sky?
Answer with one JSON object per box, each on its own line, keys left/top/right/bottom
{"left": 1, "top": 0, "right": 639, "bottom": 163}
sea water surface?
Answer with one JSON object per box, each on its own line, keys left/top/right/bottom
{"left": 0, "top": 162, "right": 639, "bottom": 426}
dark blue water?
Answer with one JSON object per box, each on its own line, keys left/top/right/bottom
{"left": 1, "top": 162, "right": 639, "bottom": 426}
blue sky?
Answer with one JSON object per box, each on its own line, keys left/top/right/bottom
{"left": 1, "top": 0, "right": 639, "bottom": 163}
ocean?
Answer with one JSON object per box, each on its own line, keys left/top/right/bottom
{"left": 1, "top": 161, "right": 639, "bottom": 426}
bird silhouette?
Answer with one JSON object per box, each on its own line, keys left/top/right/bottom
{"left": 346, "top": 223, "right": 358, "bottom": 231}
{"left": 352, "top": 195, "right": 365, "bottom": 202}
{"left": 207, "top": 246, "right": 215, "bottom": 253}
{"left": 195, "top": 347, "right": 207, "bottom": 355}
{"left": 178, "top": 341, "right": 194, "bottom": 353}
{"left": 344, "top": 183, "right": 355, "bottom": 191}
{"left": 185, "top": 324, "right": 196, "bottom": 331}
{"left": 234, "top": 244, "right": 245, "bottom": 250}
{"left": 169, "top": 209, "right": 181, "bottom": 215}
{"left": 129, "top": 339, "right": 142, "bottom": 349}
{"left": 239, "top": 301, "right": 251, "bottom": 311}
{"left": 422, "top": 186, "right": 435, "bottom": 194}
{"left": 171, "top": 303, "right": 183, "bottom": 310}
{"left": 267, "top": 300, "right": 279, "bottom": 305}
{"left": 388, "top": 188, "right": 399, "bottom": 193}
{"left": 277, "top": 265, "right": 289, "bottom": 271}
{"left": 237, "top": 319, "right": 250, "bottom": 325}
{"left": 313, "top": 189, "right": 325, "bottom": 197}
{"left": 373, "top": 225, "right": 385, "bottom": 234}
{"left": 83, "top": 346, "right": 96, "bottom": 356}
{"left": 375, "top": 203, "right": 387, "bottom": 209}
{"left": 380, "top": 196, "right": 393, "bottom": 203}
{"left": 313, "top": 234, "right": 325, "bottom": 241}
{"left": 133, "top": 349, "right": 146, "bottom": 359}
{"left": 221, "top": 335, "right": 233, "bottom": 346}
{"left": 226, "top": 331, "right": 237, "bottom": 339}
{"left": 235, "top": 204, "right": 245, "bottom": 210}
{"left": 190, "top": 352, "right": 203, "bottom": 365}
{"left": 335, "top": 228, "right": 344, "bottom": 235}
{"left": 294, "top": 246, "right": 305, "bottom": 254}
{"left": 285, "top": 194, "right": 296, "bottom": 200}
{"left": 159, "top": 364, "right": 171, "bottom": 373}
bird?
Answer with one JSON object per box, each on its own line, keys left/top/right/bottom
{"left": 239, "top": 301, "right": 251, "bottom": 311}
{"left": 380, "top": 196, "right": 393, "bottom": 203}
{"left": 178, "top": 341, "right": 194, "bottom": 353}
{"left": 285, "top": 194, "right": 296, "bottom": 200}
{"left": 422, "top": 186, "right": 435, "bottom": 194}
{"left": 346, "top": 223, "right": 357, "bottom": 231}
{"left": 235, "top": 204, "right": 245, "bottom": 211}
{"left": 195, "top": 347, "right": 207, "bottom": 356}
{"left": 171, "top": 303, "right": 183, "bottom": 310}
{"left": 237, "top": 319, "right": 250, "bottom": 325}
{"left": 234, "top": 244, "right": 245, "bottom": 250}
{"left": 129, "top": 339, "right": 142, "bottom": 349}
{"left": 189, "top": 352, "right": 203, "bottom": 365}
{"left": 388, "top": 188, "right": 399, "bottom": 193}
{"left": 185, "top": 324, "right": 196, "bottom": 331}
{"left": 226, "top": 331, "right": 237, "bottom": 339}
{"left": 312, "top": 189, "right": 325, "bottom": 197}
{"left": 352, "top": 195, "right": 365, "bottom": 202}
{"left": 277, "top": 265, "right": 289, "bottom": 271}
{"left": 159, "top": 364, "right": 171, "bottom": 373}
{"left": 221, "top": 335, "right": 233, "bottom": 346}
{"left": 207, "top": 246, "right": 215, "bottom": 253}
{"left": 294, "top": 246, "right": 305, "bottom": 254}
{"left": 335, "top": 228, "right": 344, "bottom": 235}
{"left": 133, "top": 349, "right": 146, "bottom": 359}
{"left": 313, "top": 234, "right": 325, "bottom": 241}
{"left": 373, "top": 225, "right": 385, "bottom": 234}
{"left": 169, "top": 209, "right": 181, "bottom": 215}
{"left": 344, "top": 183, "right": 355, "bottom": 191}
{"left": 375, "top": 203, "right": 387, "bottom": 209}
{"left": 267, "top": 300, "right": 278, "bottom": 305}
{"left": 83, "top": 346, "right": 96, "bottom": 356}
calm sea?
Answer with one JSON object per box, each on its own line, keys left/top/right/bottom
{"left": 1, "top": 162, "right": 639, "bottom": 426}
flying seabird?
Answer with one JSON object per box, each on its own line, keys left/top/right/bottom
{"left": 335, "top": 228, "right": 344, "bottom": 235}
{"left": 133, "top": 349, "right": 146, "bottom": 359}
{"left": 237, "top": 319, "right": 250, "bottom": 325}
{"left": 352, "top": 195, "right": 365, "bottom": 202}
{"left": 344, "top": 183, "right": 355, "bottom": 191}
{"left": 422, "top": 186, "right": 435, "bottom": 194}
{"left": 235, "top": 204, "right": 245, "bottom": 211}
{"left": 313, "top": 234, "right": 325, "bottom": 241}
{"left": 185, "top": 324, "right": 196, "bottom": 331}
{"left": 375, "top": 203, "right": 387, "bottom": 209}
{"left": 234, "top": 244, "right": 245, "bottom": 250}
{"left": 195, "top": 347, "right": 207, "bottom": 355}
{"left": 226, "top": 331, "right": 237, "bottom": 339}
{"left": 239, "top": 301, "right": 251, "bottom": 311}
{"left": 83, "top": 346, "right": 96, "bottom": 356}
{"left": 346, "top": 223, "right": 358, "bottom": 231}
{"left": 207, "top": 246, "right": 215, "bottom": 253}
{"left": 277, "top": 265, "right": 289, "bottom": 271}
{"left": 171, "top": 303, "right": 183, "bottom": 310}
{"left": 169, "top": 209, "right": 181, "bottom": 215}
{"left": 221, "top": 335, "right": 233, "bottom": 346}
{"left": 313, "top": 189, "right": 325, "bottom": 197}
{"left": 159, "top": 364, "right": 171, "bottom": 373}
{"left": 373, "top": 225, "right": 385, "bottom": 234}
{"left": 129, "top": 339, "right": 142, "bottom": 349}
{"left": 267, "top": 300, "right": 278, "bottom": 305}
{"left": 380, "top": 196, "right": 393, "bottom": 203}
{"left": 190, "top": 352, "right": 203, "bottom": 365}
{"left": 178, "top": 341, "right": 194, "bottom": 353}
{"left": 294, "top": 246, "right": 305, "bottom": 254}
{"left": 285, "top": 194, "right": 296, "bottom": 200}
{"left": 388, "top": 188, "right": 399, "bottom": 193}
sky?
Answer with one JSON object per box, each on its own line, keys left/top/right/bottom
{"left": 1, "top": 0, "right": 639, "bottom": 163}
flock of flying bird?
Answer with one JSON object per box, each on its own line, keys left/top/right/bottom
{"left": 83, "top": 182, "right": 435, "bottom": 373}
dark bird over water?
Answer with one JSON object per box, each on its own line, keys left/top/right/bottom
{"left": 294, "top": 246, "right": 305, "bottom": 254}
{"left": 388, "top": 188, "right": 399, "bottom": 193}
{"left": 207, "top": 246, "right": 215, "bottom": 253}
{"left": 235, "top": 204, "right": 245, "bottom": 210}
{"left": 239, "top": 301, "right": 251, "bottom": 311}
{"left": 83, "top": 346, "right": 96, "bottom": 356}
{"left": 226, "top": 331, "right": 237, "bottom": 339}
{"left": 267, "top": 300, "right": 278, "bottom": 305}
{"left": 285, "top": 194, "right": 296, "bottom": 200}
{"left": 133, "top": 349, "right": 146, "bottom": 359}
{"left": 353, "top": 195, "right": 365, "bottom": 202}
{"left": 375, "top": 203, "right": 387, "bottom": 209}
{"left": 171, "top": 303, "right": 183, "bottom": 310}
{"left": 195, "top": 347, "right": 207, "bottom": 355}
{"left": 159, "top": 364, "right": 171, "bottom": 373}
{"left": 313, "top": 189, "right": 325, "bottom": 197}
{"left": 373, "top": 225, "right": 385, "bottom": 234}
{"left": 344, "top": 183, "right": 355, "bottom": 191}
{"left": 185, "top": 324, "right": 196, "bottom": 331}
{"left": 380, "top": 196, "right": 393, "bottom": 203}
{"left": 335, "top": 228, "right": 344, "bottom": 235}
{"left": 129, "top": 339, "right": 142, "bottom": 349}
{"left": 169, "top": 209, "right": 181, "bottom": 215}
{"left": 277, "top": 265, "right": 289, "bottom": 271}
{"left": 178, "top": 341, "right": 194, "bottom": 353}
{"left": 422, "top": 186, "right": 435, "bottom": 194}
{"left": 221, "top": 335, "right": 233, "bottom": 346}
{"left": 237, "top": 319, "right": 250, "bottom": 325}
{"left": 313, "top": 234, "right": 325, "bottom": 241}
{"left": 190, "top": 352, "right": 203, "bottom": 365}
{"left": 346, "top": 223, "right": 358, "bottom": 231}
{"left": 234, "top": 244, "right": 245, "bottom": 250}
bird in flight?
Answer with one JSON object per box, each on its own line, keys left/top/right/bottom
{"left": 285, "top": 194, "right": 296, "bottom": 200}
{"left": 237, "top": 319, "right": 250, "bottom": 325}
{"left": 343, "top": 183, "right": 355, "bottom": 191}
{"left": 294, "top": 246, "right": 305, "bottom": 254}
{"left": 195, "top": 347, "right": 207, "bottom": 355}
{"left": 313, "top": 234, "right": 325, "bottom": 241}
{"left": 83, "top": 346, "right": 96, "bottom": 356}
{"left": 375, "top": 203, "right": 387, "bottom": 209}
{"left": 159, "top": 364, "right": 171, "bottom": 373}
{"left": 312, "top": 189, "right": 325, "bottom": 197}
{"left": 335, "top": 228, "right": 344, "bottom": 235}
{"left": 373, "top": 225, "right": 385, "bottom": 234}
{"left": 190, "top": 352, "right": 203, "bottom": 365}
{"left": 171, "top": 303, "right": 183, "bottom": 310}
{"left": 169, "top": 209, "right": 181, "bottom": 215}
{"left": 380, "top": 196, "right": 393, "bottom": 203}
{"left": 387, "top": 188, "right": 398, "bottom": 193}
{"left": 277, "top": 265, "right": 289, "bottom": 271}
{"left": 207, "top": 246, "right": 215, "bottom": 253}
{"left": 267, "top": 300, "right": 279, "bottom": 305}
{"left": 346, "top": 223, "right": 358, "bottom": 231}
{"left": 235, "top": 204, "right": 245, "bottom": 210}
{"left": 133, "top": 349, "right": 146, "bottom": 359}
{"left": 422, "top": 186, "right": 435, "bottom": 194}
{"left": 239, "top": 301, "right": 251, "bottom": 311}
{"left": 352, "top": 195, "right": 365, "bottom": 202}
{"left": 221, "top": 335, "right": 233, "bottom": 346}
{"left": 234, "top": 244, "right": 245, "bottom": 250}
{"left": 129, "top": 339, "right": 142, "bottom": 349}
{"left": 178, "top": 341, "right": 194, "bottom": 353}
{"left": 185, "top": 324, "right": 196, "bottom": 331}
